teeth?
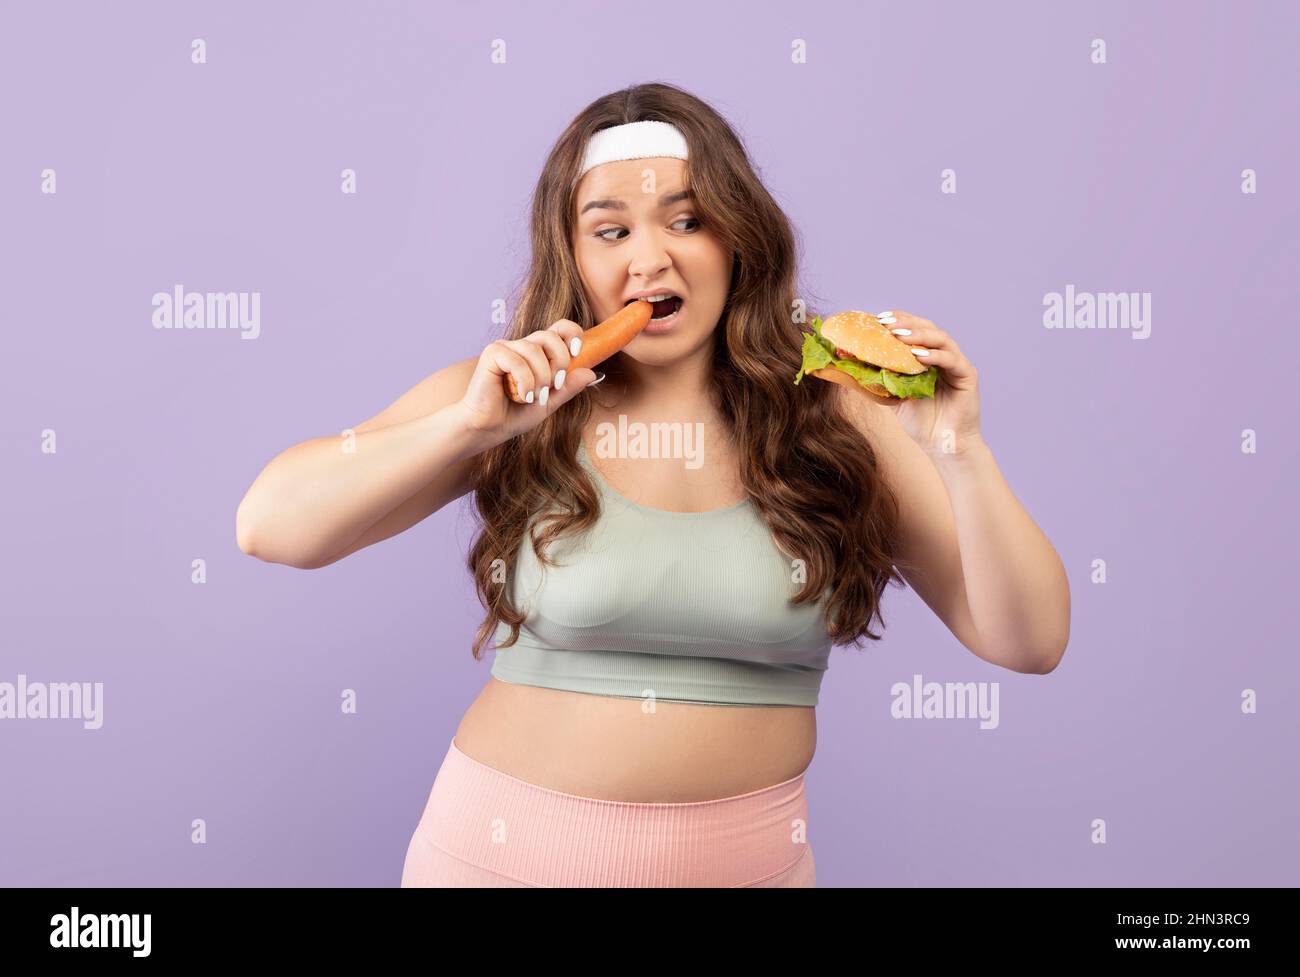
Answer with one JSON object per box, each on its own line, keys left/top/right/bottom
{"left": 635, "top": 294, "right": 677, "bottom": 303}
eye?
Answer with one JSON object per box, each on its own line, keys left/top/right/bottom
{"left": 592, "top": 216, "right": 701, "bottom": 243}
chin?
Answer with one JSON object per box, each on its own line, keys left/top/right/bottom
{"left": 626, "top": 326, "right": 714, "bottom": 360}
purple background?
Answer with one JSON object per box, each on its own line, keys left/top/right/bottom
{"left": 2, "top": 0, "right": 1297, "bottom": 887}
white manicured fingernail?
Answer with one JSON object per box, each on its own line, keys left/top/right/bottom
{"left": 555, "top": 369, "right": 566, "bottom": 390}
{"left": 587, "top": 371, "right": 606, "bottom": 388}
{"left": 525, "top": 389, "right": 534, "bottom": 403}
{"left": 879, "top": 316, "right": 898, "bottom": 325}
{"left": 911, "top": 347, "right": 930, "bottom": 356}
{"left": 570, "top": 337, "right": 582, "bottom": 356}
{"left": 539, "top": 385, "right": 549, "bottom": 405}
{"left": 891, "top": 328, "right": 912, "bottom": 336}
{"left": 877, "top": 310, "right": 893, "bottom": 317}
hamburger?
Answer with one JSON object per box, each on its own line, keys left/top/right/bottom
{"left": 793, "top": 310, "right": 938, "bottom": 400}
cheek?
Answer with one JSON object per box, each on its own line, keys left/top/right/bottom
{"left": 683, "top": 242, "right": 731, "bottom": 299}
{"left": 574, "top": 244, "right": 615, "bottom": 288}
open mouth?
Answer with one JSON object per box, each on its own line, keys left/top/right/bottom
{"left": 626, "top": 294, "right": 684, "bottom": 320}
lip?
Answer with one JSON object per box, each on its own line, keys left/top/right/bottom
{"left": 641, "top": 301, "right": 683, "bottom": 335}
{"left": 623, "top": 287, "right": 683, "bottom": 304}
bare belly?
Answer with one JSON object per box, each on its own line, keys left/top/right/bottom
{"left": 452, "top": 678, "right": 817, "bottom": 802}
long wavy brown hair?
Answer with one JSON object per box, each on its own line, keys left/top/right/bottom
{"left": 466, "top": 82, "right": 911, "bottom": 660}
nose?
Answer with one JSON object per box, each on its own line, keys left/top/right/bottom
{"left": 626, "top": 226, "right": 672, "bottom": 280}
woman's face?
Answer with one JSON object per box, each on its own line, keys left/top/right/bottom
{"left": 571, "top": 157, "right": 732, "bottom": 367}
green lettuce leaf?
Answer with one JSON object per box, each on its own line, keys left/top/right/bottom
{"left": 793, "top": 326, "right": 832, "bottom": 382}
{"left": 792, "top": 314, "right": 937, "bottom": 399}
{"left": 880, "top": 365, "right": 938, "bottom": 398}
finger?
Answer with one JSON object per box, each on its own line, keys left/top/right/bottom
{"left": 486, "top": 342, "right": 540, "bottom": 404}
{"left": 504, "top": 338, "right": 555, "bottom": 404}
{"left": 878, "top": 310, "right": 935, "bottom": 333}
{"left": 903, "top": 344, "right": 977, "bottom": 384}
{"left": 546, "top": 319, "right": 587, "bottom": 372}
{"left": 878, "top": 309, "right": 929, "bottom": 326}
{"left": 521, "top": 329, "right": 573, "bottom": 390}
{"left": 546, "top": 318, "right": 585, "bottom": 350}
{"left": 544, "top": 366, "right": 598, "bottom": 410}
{"left": 877, "top": 309, "right": 926, "bottom": 341}
{"left": 886, "top": 319, "right": 964, "bottom": 358}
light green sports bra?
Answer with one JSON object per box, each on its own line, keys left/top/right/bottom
{"left": 489, "top": 440, "right": 834, "bottom": 707}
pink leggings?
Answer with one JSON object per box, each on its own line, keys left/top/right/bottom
{"left": 401, "top": 737, "right": 815, "bottom": 888}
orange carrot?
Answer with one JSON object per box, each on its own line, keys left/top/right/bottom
{"left": 571, "top": 300, "right": 654, "bottom": 370}
{"left": 505, "top": 300, "right": 653, "bottom": 403}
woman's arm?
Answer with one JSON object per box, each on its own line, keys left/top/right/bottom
{"left": 236, "top": 318, "right": 597, "bottom": 570}
{"left": 235, "top": 357, "right": 485, "bottom": 569}
{"left": 841, "top": 386, "right": 1070, "bottom": 674}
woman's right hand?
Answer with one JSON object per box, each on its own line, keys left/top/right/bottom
{"left": 456, "top": 320, "right": 600, "bottom": 444}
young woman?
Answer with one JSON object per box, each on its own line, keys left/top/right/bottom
{"left": 235, "top": 83, "right": 1070, "bottom": 888}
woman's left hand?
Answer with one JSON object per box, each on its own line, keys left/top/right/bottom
{"left": 875, "top": 310, "right": 983, "bottom": 457}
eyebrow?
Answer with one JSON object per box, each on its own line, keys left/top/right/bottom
{"left": 579, "top": 189, "right": 693, "bottom": 216}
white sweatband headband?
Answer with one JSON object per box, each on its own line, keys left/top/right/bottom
{"left": 579, "top": 120, "right": 689, "bottom": 177}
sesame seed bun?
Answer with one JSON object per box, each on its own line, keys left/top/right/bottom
{"left": 820, "top": 310, "right": 928, "bottom": 376}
